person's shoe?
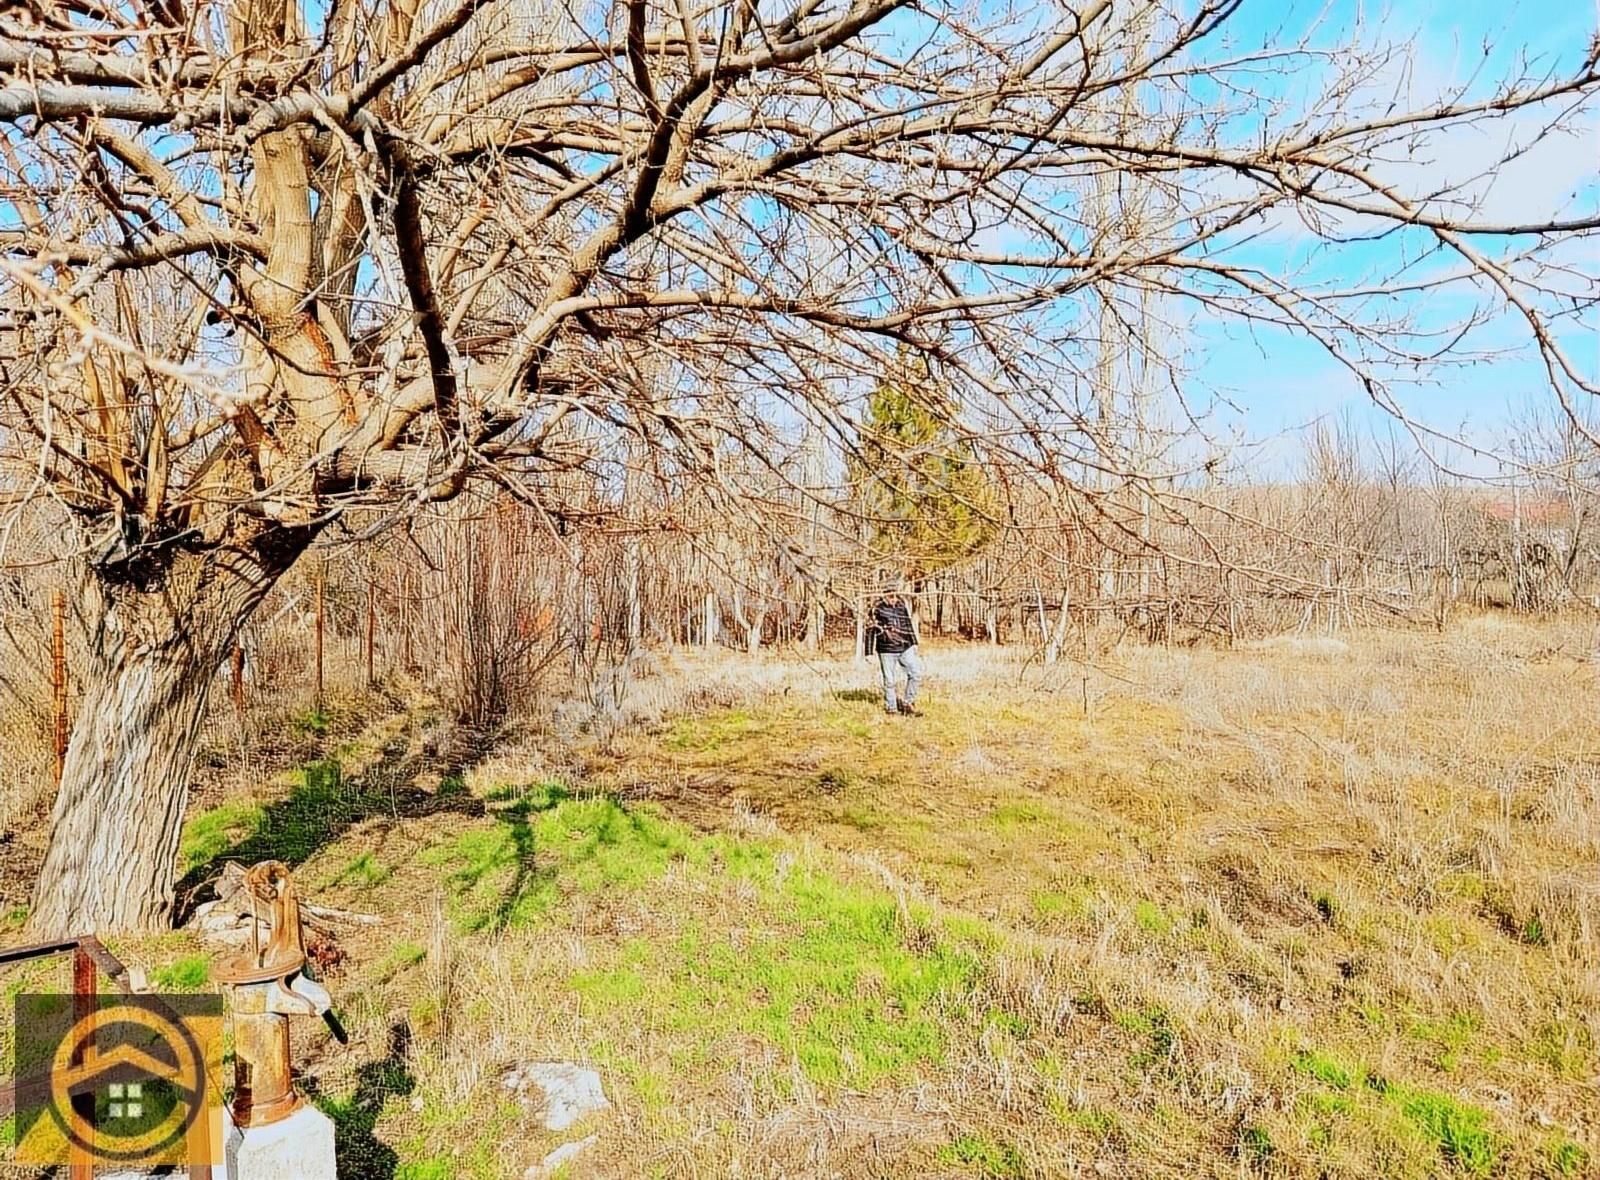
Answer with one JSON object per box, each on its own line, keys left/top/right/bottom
{"left": 901, "top": 703, "right": 923, "bottom": 717}
{"left": 885, "top": 706, "right": 900, "bottom": 716}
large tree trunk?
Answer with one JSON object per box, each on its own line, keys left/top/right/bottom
{"left": 30, "top": 535, "right": 304, "bottom": 936}
{"left": 32, "top": 623, "right": 223, "bottom": 933}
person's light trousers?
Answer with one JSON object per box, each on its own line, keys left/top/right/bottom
{"left": 878, "top": 646, "right": 923, "bottom": 712}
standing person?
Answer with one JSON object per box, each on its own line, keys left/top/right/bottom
{"left": 870, "top": 579, "right": 923, "bottom": 716}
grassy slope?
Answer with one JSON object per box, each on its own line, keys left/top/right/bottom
{"left": 41, "top": 618, "right": 1598, "bottom": 1179}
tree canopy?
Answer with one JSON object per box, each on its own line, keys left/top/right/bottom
{"left": 852, "top": 362, "right": 997, "bottom": 578}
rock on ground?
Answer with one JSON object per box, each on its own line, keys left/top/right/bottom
{"left": 502, "top": 1062, "right": 610, "bottom": 1132}
{"left": 523, "top": 1133, "right": 599, "bottom": 1179}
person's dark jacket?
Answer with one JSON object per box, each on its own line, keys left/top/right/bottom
{"left": 870, "top": 597, "right": 917, "bottom": 654}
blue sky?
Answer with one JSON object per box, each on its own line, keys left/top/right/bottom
{"left": 1180, "top": 0, "right": 1599, "bottom": 474}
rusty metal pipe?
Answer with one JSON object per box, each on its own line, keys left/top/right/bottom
{"left": 227, "top": 985, "right": 301, "bottom": 1127}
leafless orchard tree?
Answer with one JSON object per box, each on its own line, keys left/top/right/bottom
{"left": 0, "top": 0, "right": 1596, "bottom": 931}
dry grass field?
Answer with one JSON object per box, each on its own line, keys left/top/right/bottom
{"left": 2, "top": 615, "right": 1598, "bottom": 1178}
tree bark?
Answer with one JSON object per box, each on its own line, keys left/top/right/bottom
{"left": 31, "top": 533, "right": 306, "bottom": 935}
{"left": 731, "top": 587, "right": 765, "bottom": 653}
{"left": 32, "top": 624, "right": 219, "bottom": 933}
{"left": 804, "top": 596, "right": 824, "bottom": 653}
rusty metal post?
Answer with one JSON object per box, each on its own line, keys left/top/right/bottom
{"left": 313, "top": 566, "right": 325, "bottom": 715}
{"left": 364, "top": 574, "right": 376, "bottom": 687}
{"left": 51, "top": 590, "right": 68, "bottom": 786}
{"left": 68, "top": 946, "right": 95, "bottom": 1180}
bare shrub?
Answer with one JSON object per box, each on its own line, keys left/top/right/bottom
{"left": 408, "top": 499, "right": 570, "bottom": 733}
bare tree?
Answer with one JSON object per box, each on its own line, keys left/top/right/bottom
{"left": 1, "top": 0, "right": 1596, "bottom": 931}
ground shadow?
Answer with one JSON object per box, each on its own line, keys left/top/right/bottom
{"left": 469, "top": 783, "right": 574, "bottom": 934}
{"left": 432, "top": 782, "right": 687, "bottom": 935}
{"left": 175, "top": 726, "right": 490, "bottom": 923}
{"left": 491, "top": 800, "right": 538, "bottom": 934}
{"left": 832, "top": 687, "right": 882, "bottom": 704}
{"left": 302, "top": 1019, "right": 415, "bottom": 1180}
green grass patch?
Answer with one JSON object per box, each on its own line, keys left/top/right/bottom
{"left": 424, "top": 789, "right": 700, "bottom": 931}
{"left": 1029, "top": 885, "right": 1091, "bottom": 923}
{"left": 693, "top": 868, "right": 983, "bottom": 1089}
{"left": 1546, "top": 1137, "right": 1591, "bottom": 1178}
{"left": 1393, "top": 1086, "right": 1497, "bottom": 1175}
{"left": 937, "top": 1133, "right": 1025, "bottom": 1178}
{"left": 1239, "top": 1124, "right": 1275, "bottom": 1164}
{"left": 841, "top": 803, "right": 890, "bottom": 831}
{"left": 247, "top": 759, "right": 366, "bottom": 864}
{"left": 181, "top": 757, "right": 387, "bottom": 880}
{"left": 987, "top": 800, "right": 1054, "bottom": 830}
{"left": 312, "top": 1051, "right": 415, "bottom": 1180}
{"left": 834, "top": 717, "right": 871, "bottom": 739}
{"left": 571, "top": 964, "right": 650, "bottom": 1006}
{"left": 1293, "top": 1049, "right": 1364, "bottom": 1091}
{"left": 374, "top": 941, "right": 427, "bottom": 980}
{"left": 1530, "top": 1016, "right": 1594, "bottom": 1078}
{"left": 985, "top": 1007, "right": 1030, "bottom": 1039}
{"left": 1134, "top": 899, "right": 1174, "bottom": 936}
{"left": 1292, "top": 1046, "right": 1500, "bottom": 1174}
{"left": 609, "top": 1056, "right": 674, "bottom": 1118}
{"left": 562, "top": 844, "right": 987, "bottom": 1093}
{"left": 180, "top": 797, "right": 266, "bottom": 875}
{"left": 394, "top": 1160, "right": 453, "bottom": 1180}
{"left": 665, "top": 709, "right": 765, "bottom": 752}
{"left": 1439, "top": 871, "right": 1485, "bottom": 902}
{"left": 150, "top": 954, "right": 210, "bottom": 991}
{"left": 1054, "top": 1104, "right": 1117, "bottom": 1137}
{"left": 292, "top": 706, "right": 331, "bottom": 737}
{"left": 1116, "top": 1006, "right": 1176, "bottom": 1070}
{"left": 1407, "top": 1011, "right": 1480, "bottom": 1072}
